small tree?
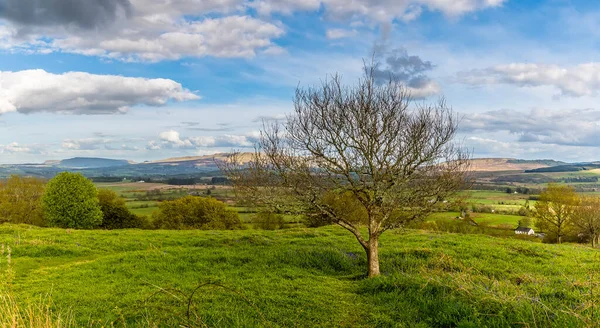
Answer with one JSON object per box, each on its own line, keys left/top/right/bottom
{"left": 98, "top": 189, "right": 147, "bottom": 229}
{"left": 223, "top": 68, "right": 469, "bottom": 277}
{"left": 573, "top": 195, "right": 600, "bottom": 247}
{"left": 517, "top": 217, "right": 533, "bottom": 229}
{"left": 42, "top": 172, "right": 102, "bottom": 229}
{"left": 0, "top": 175, "right": 45, "bottom": 226}
{"left": 534, "top": 183, "right": 578, "bottom": 244}
{"left": 153, "top": 196, "right": 242, "bottom": 230}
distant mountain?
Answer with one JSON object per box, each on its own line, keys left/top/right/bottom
{"left": 53, "top": 157, "right": 132, "bottom": 169}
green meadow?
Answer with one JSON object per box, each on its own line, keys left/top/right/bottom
{"left": 1, "top": 224, "right": 599, "bottom": 327}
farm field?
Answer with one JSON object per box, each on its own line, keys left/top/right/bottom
{"left": 1, "top": 224, "right": 598, "bottom": 327}
{"left": 93, "top": 182, "right": 533, "bottom": 230}
{"left": 427, "top": 211, "right": 523, "bottom": 228}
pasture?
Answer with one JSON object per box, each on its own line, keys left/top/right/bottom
{"left": 1, "top": 224, "right": 599, "bottom": 327}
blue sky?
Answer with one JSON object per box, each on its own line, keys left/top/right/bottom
{"left": 1, "top": 0, "right": 600, "bottom": 163}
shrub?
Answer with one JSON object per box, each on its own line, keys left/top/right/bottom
{"left": 97, "top": 189, "right": 151, "bottom": 229}
{"left": 42, "top": 172, "right": 102, "bottom": 229}
{"left": 471, "top": 204, "right": 494, "bottom": 213}
{"left": 518, "top": 217, "right": 533, "bottom": 229}
{"left": 153, "top": 196, "right": 242, "bottom": 230}
{"left": 253, "top": 211, "right": 285, "bottom": 230}
{"left": 302, "top": 213, "right": 332, "bottom": 228}
{"left": 0, "top": 175, "right": 45, "bottom": 226}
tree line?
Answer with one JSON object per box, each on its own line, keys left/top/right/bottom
{"left": 0, "top": 173, "right": 242, "bottom": 230}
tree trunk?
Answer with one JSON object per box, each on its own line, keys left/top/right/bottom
{"left": 366, "top": 235, "right": 380, "bottom": 278}
{"left": 558, "top": 235, "right": 562, "bottom": 244}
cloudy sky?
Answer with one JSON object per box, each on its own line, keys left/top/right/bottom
{"left": 0, "top": 0, "right": 599, "bottom": 163}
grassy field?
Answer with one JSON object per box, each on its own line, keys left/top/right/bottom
{"left": 1, "top": 224, "right": 599, "bottom": 327}
{"left": 428, "top": 211, "right": 523, "bottom": 228}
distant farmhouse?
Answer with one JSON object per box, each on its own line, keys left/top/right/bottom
{"left": 515, "top": 227, "right": 535, "bottom": 235}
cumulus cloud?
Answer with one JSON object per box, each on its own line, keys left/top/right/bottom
{"left": 0, "top": 0, "right": 504, "bottom": 61}
{"left": 62, "top": 138, "right": 110, "bottom": 150}
{"left": 0, "top": 0, "right": 284, "bottom": 61}
{"left": 456, "top": 63, "right": 600, "bottom": 97}
{"left": 461, "top": 108, "right": 600, "bottom": 147}
{"left": 0, "top": 69, "right": 199, "bottom": 114}
{"left": 251, "top": 0, "right": 506, "bottom": 22}
{"left": 152, "top": 130, "right": 259, "bottom": 149}
{"left": 0, "top": 142, "right": 44, "bottom": 154}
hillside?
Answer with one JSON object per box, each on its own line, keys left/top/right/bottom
{"left": 469, "top": 158, "right": 565, "bottom": 172}
{"left": 1, "top": 225, "right": 598, "bottom": 327}
{"left": 148, "top": 153, "right": 254, "bottom": 167}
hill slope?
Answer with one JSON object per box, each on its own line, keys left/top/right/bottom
{"left": 1, "top": 225, "right": 597, "bottom": 326}
{"left": 469, "top": 158, "right": 565, "bottom": 171}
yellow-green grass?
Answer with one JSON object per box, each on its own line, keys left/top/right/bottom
{"left": 0, "top": 224, "right": 598, "bottom": 327}
{"left": 128, "top": 206, "right": 158, "bottom": 216}
{"left": 428, "top": 211, "right": 522, "bottom": 228}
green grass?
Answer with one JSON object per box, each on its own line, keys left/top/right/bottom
{"left": 128, "top": 206, "right": 158, "bottom": 216}
{"left": 428, "top": 212, "right": 522, "bottom": 228}
{"left": 1, "top": 224, "right": 598, "bottom": 327}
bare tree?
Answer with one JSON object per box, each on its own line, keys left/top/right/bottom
{"left": 222, "top": 67, "right": 469, "bottom": 278}
{"left": 573, "top": 196, "right": 600, "bottom": 248}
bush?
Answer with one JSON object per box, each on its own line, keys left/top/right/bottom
{"left": 518, "top": 217, "right": 533, "bottom": 229}
{"left": 253, "top": 211, "right": 285, "bottom": 230}
{"left": 0, "top": 175, "right": 45, "bottom": 226}
{"left": 42, "top": 172, "right": 102, "bottom": 229}
{"left": 471, "top": 204, "right": 494, "bottom": 213}
{"left": 153, "top": 196, "right": 242, "bottom": 230}
{"left": 97, "top": 189, "right": 151, "bottom": 229}
{"left": 302, "top": 213, "right": 332, "bottom": 228}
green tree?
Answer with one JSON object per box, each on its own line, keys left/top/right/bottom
{"left": 534, "top": 183, "right": 578, "bottom": 244}
{"left": 42, "top": 172, "right": 102, "bottom": 229}
{"left": 0, "top": 175, "right": 45, "bottom": 226}
{"left": 253, "top": 211, "right": 285, "bottom": 230}
{"left": 573, "top": 195, "right": 600, "bottom": 247}
{"left": 517, "top": 217, "right": 533, "bottom": 229}
{"left": 97, "top": 189, "right": 147, "bottom": 229}
{"left": 153, "top": 196, "right": 242, "bottom": 230}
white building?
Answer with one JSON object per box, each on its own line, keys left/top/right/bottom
{"left": 514, "top": 227, "right": 535, "bottom": 235}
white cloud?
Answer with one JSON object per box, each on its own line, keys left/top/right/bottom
{"left": 252, "top": 0, "right": 506, "bottom": 22}
{"left": 406, "top": 80, "right": 441, "bottom": 99}
{"left": 457, "top": 63, "right": 600, "bottom": 97}
{"left": 3, "top": 142, "right": 31, "bottom": 153}
{"left": 0, "top": 142, "right": 46, "bottom": 154}
{"left": 154, "top": 130, "right": 258, "bottom": 149}
{"left": 0, "top": 0, "right": 284, "bottom": 62}
{"left": 61, "top": 138, "right": 110, "bottom": 150}
{"left": 461, "top": 108, "right": 600, "bottom": 147}
{"left": 0, "top": 69, "right": 199, "bottom": 114}
{"left": 0, "top": 0, "right": 505, "bottom": 62}
{"left": 326, "top": 28, "right": 357, "bottom": 39}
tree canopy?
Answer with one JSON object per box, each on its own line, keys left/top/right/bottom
{"left": 0, "top": 175, "right": 45, "bottom": 226}
{"left": 534, "top": 183, "right": 578, "bottom": 244}
{"left": 153, "top": 196, "right": 242, "bottom": 230}
{"left": 42, "top": 172, "right": 103, "bottom": 229}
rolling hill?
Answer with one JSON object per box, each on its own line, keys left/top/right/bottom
{"left": 469, "top": 158, "right": 565, "bottom": 172}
